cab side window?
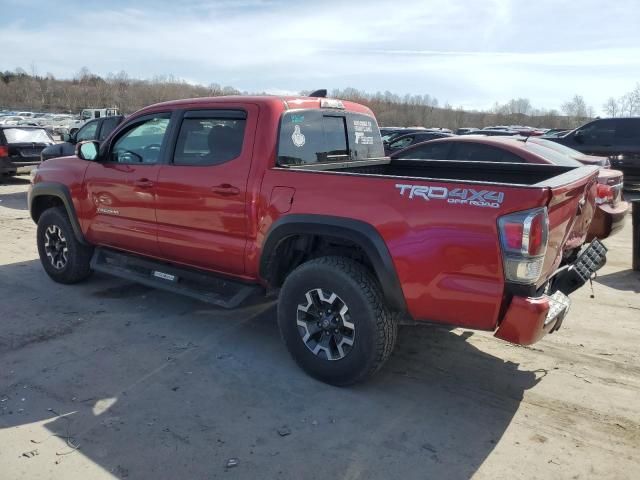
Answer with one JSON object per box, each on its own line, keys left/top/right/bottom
{"left": 99, "top": 116, "right": 121, "bottom": 141}
{"left": 173, "top": 113, "right": 246, "bottom": 166}
{"left": 580, "top": 120, "right": 616, "bottom": 145}
{"left": 76, "top": 121, "right": 99, "bottom": 142}
{"left": 614, "top": 119, "right": 640, "bottom": 143}
{"left": 110, "top": 116, "right": 170, "bottom": 164}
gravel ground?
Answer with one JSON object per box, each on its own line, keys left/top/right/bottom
{"left": 1, "top": 175, "right": 639, "bottom": 480}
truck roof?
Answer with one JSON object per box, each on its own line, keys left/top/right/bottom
{"left": 139, "top": 95, "right": 375, "bottom": 117}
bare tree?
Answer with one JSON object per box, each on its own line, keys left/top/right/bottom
{"left": 603, "top": 97, "right": 620, "bottom": 117}
{"left": 561, "top": 95, "right": 588, "bottom": 118}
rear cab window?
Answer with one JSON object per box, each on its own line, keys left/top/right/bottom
{"left": 277, "top": 109, "right": 384, "bottom": 166}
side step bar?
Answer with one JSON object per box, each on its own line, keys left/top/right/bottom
{"left": 90, "top": 248, "right": 263, "bottom": 308}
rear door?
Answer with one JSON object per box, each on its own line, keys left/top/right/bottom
{"left": 154, "top": 106, "right": 258, "bottom": 276}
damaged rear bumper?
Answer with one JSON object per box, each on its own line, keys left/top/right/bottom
{"left": 495, "top": 239, "right": 607, "bottom": 346}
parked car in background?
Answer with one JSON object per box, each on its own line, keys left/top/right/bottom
{"left": 384, "top": 130, "right": 453, "bottom": 155}
{"left": 391, "top": 136, "right": 628, "bottom": 250}
{"left": 57, "top": 107, "right": 122, "bottom": 137}
{"left": 527, "top": 136, "right": 610, "bottom": 167}
{"left": 456, "top": 128, "right": 479, "bottom": 135}
{"left": 548, "top": 117, "right": 640, "bottom": 189}
{"left": 509, "top": 126, "right": 545, "bottom": 136}
{"left": 381, "top": 127, "right": 426, "bottom": 144}
{"left": 544, "top": 128, "right": 571, "bottom": 138}
{"left": 0, "top": 116, "right": 26, "bottom": 126}
{"left": 0, "top": 126, "right": 54, "bottom": 176}
{"left": 41, "top": 115, "right": 125, "bottom": 161}
{"left": 461, "top": 128, "right": 519, "bottom": 136}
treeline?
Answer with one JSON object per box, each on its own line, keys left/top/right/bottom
{"left": 602, "top": 83, "right": 640, "bottom": 117}
{"left": 0, "top": 68, "right": 241, "bottom": 115}
{"left": 1, "top": 67, "right": 632, "bottom": 129}
{"left": 324, "top": 88, "right": 589, "bottom": 130}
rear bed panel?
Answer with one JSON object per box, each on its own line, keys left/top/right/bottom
{"left": 258, "top": 168, "right": 552, "bottom": 330}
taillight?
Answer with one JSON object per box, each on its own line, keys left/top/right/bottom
{"left": 595, "top": 184, "right": 614, "bottom": 204}
{"left": 498, "top": 207, "right": 549, "bottom": 284}
{"left": 0, "top": 146, "right": 8, "bottom": 157}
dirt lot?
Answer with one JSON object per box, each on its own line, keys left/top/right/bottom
{"left": 1, "top": 175, "right": 639, "bottom": 480}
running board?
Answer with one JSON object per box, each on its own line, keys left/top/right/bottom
{"left": 90, "top": 248, "right": 262, "bottom": 308}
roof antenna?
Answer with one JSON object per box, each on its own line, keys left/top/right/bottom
{"left": 308, "top": 89, "right": 327, "bottom": 98}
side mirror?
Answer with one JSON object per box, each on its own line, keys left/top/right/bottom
{"left": 76, "top": 141, "right": 100, "bottom": 161}
{"left": 573, "top": 130, "right": 584, "bottom": 143}
{"left": 62, "top": 133, "right": 73, "bottom": 143}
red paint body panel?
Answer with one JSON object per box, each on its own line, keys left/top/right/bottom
{"left": 31, "top": 95, "right": 599, "bottom": 345}
{"left": 82, "top": 162, "right": 160, "bottom": 256}
{"left": 494, "top": 296, "right": 555, "bottom": 345}
{"left": 256, "top": 168, "right": 551, "bottom": 330}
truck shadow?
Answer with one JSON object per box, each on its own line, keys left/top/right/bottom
{"left": 0, "top": 189, "right": 28, "bottom": 211}
{"left": 0, "top": 260, "right": 539, "bottom": 480}
{"left": 595, "top": 269, "right": 640, "bottom": 293}
{"left": 0, "top": 174, "right": 31, "bottom": 186}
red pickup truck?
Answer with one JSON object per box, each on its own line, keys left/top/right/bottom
{"left": 28, "top": 95, "right": 607, "bottom": 385}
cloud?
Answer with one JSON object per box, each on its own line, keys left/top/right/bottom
{"left": 1, "top": 0, "right": 639, "bottom": 113}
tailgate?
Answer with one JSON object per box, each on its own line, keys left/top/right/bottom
{"left": 8, "top": 143, "right": 48, "bottom": 163}
{"left": 537, "top": 166, "right": 599, "bottom": 286}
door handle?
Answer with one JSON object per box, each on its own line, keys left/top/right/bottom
{"left": 134, "top": 178, "right": 154, "bottom": 188}
{"left": 211, "top": 183, "right": 240, "bottom": 196}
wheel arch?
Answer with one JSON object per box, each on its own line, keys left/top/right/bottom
{"left": 29, "top": 182, "right": 88, "bottom": 245}
{"left": 260, "top": 215, "right": 407, "bottom": 313}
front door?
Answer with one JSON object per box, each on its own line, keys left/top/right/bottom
{"left": 83, "top": 113, "right": 171, "bottom": 256}
{"left": 154, "top": 107, "right": 257, "bottom": 276}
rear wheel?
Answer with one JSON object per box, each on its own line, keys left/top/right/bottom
{"left": 37, "top": 207, "right": 93, "bottom": 284}
{"left": 278, "top": 256, "right": 397, "bottom": 386}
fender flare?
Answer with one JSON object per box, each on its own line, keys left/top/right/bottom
{"left": 28, "top": 182, "right": 88, "bottom": 244}
{"left": 260, "top": 214, "right": 407, "bottom": 313}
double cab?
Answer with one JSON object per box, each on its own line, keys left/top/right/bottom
{"left": 28, "top": 95, "right": 606, "bottom": 385}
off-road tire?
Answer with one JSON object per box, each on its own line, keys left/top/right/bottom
{"left": 37, "top": 207, "right": 93, "bottom": 284}
{"left": 278, "top": 256, "right": 397, "bottom": 386}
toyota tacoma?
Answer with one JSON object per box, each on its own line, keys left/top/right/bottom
{"left": 28, "top": 94, "right": 607, "bottom": 385}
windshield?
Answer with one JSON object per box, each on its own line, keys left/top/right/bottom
{"left": 3, "top": 128, "right": 52, "bottom": 144}
{"left": 277, "top": 110, "right": 385, "bottom": 166}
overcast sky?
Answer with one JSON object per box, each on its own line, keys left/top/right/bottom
{"left": 1, "top": 0, "right": 639, "bottom": 113}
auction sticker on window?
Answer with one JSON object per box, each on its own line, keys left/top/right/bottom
{"left": 353, "top": 119, "right": 374, "bottom": 145}
{"left": 291, "top": 125, "right": 306, "bottom": 147}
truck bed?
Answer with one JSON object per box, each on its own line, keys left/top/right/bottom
{"left": 318, "top": 159, "right": 596, "bottom": 188}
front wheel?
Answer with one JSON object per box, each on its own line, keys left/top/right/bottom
{"left": 37, "top": 207, "right": 93, "bottom": 284}
{"left": 277, "top": 256, "right": 397, "bottom": 386}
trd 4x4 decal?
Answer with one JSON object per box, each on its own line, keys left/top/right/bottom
{"left": 396, "top": 184, "right": 504, "bottom": 209}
